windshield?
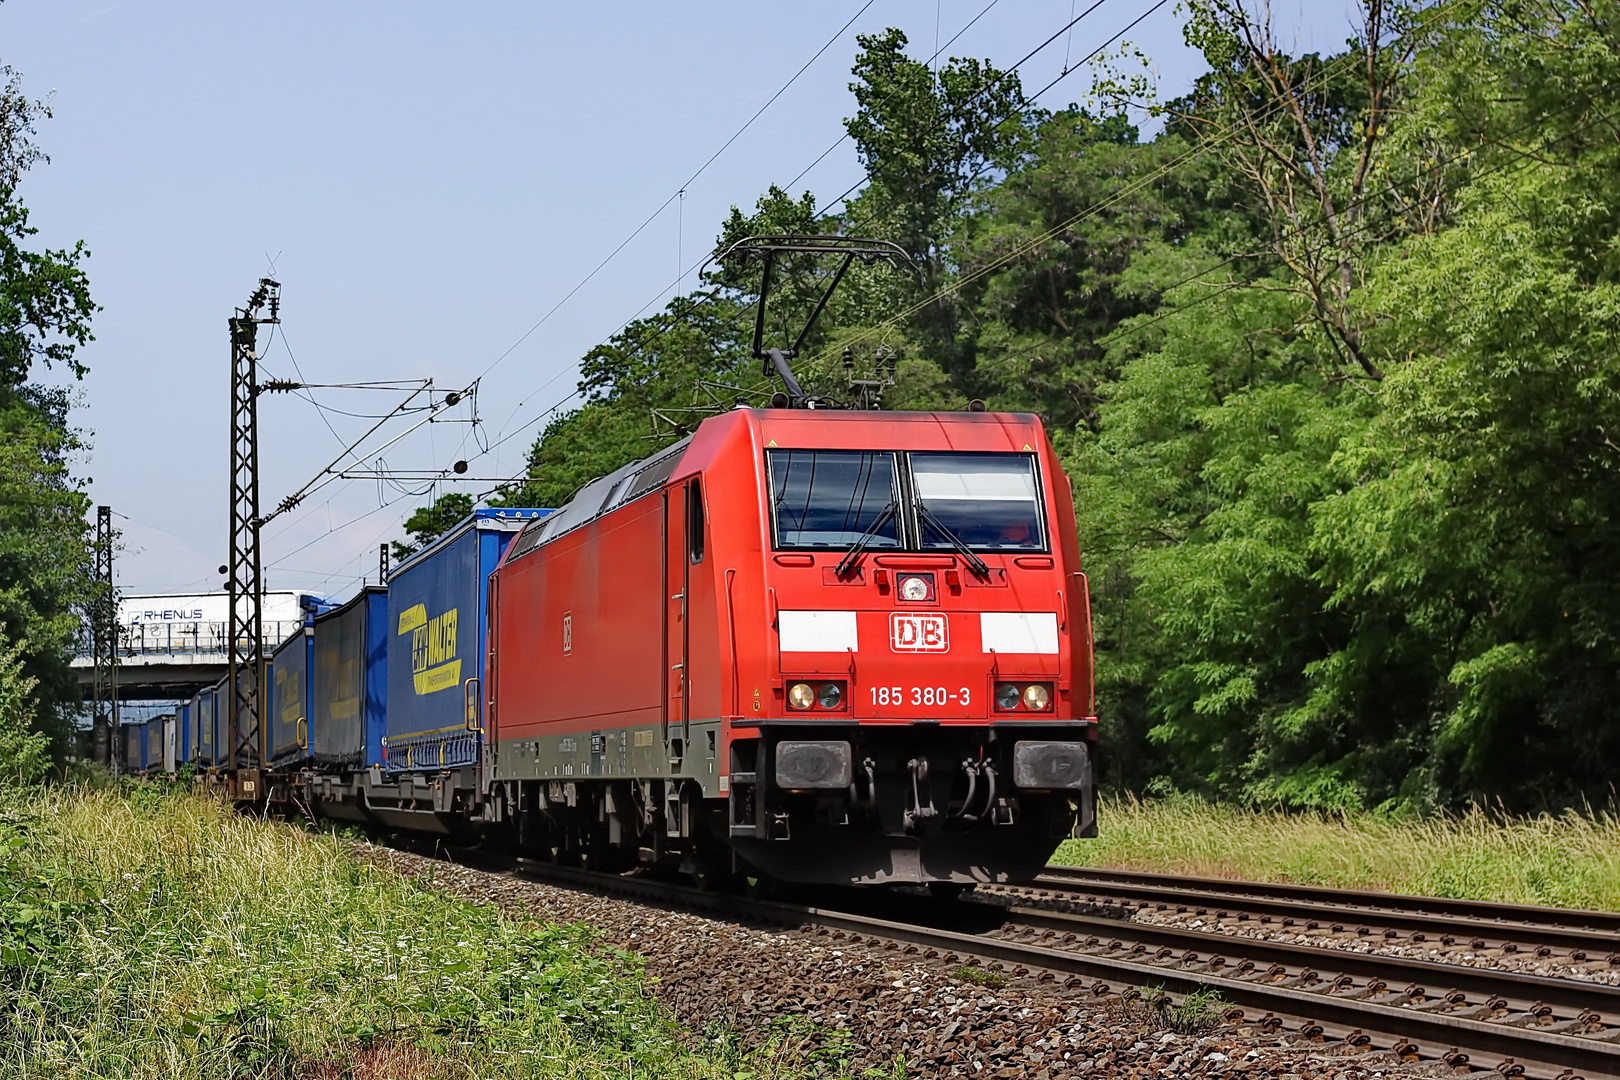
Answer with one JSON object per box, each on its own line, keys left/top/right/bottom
{"left": 912, "top": 452, "right": 1046, "bottom": 552}
{"left": 768, "top": 450, "right": 899, "bottom": 550}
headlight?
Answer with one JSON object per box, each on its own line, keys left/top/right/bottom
{"left": 817, "top": 682, "right": 843, "bottom": 709}
{"left": 787, "top": 682, "right": 815, "bottom": 710}
{"left": 995, "top": 683, "right": 1021, "bottom": 711}
{"left": 898, "top": 574, "right": 933, "bottom": 602}
{"left": 1023, "top": 684, "right": 1051, "bottom": 711}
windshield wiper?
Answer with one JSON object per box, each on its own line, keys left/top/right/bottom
{"left": 834, "top": 500, "right": 897, "bottom": 579}
{"left": 916, "top": 502, "right": 991, "bottom": 578}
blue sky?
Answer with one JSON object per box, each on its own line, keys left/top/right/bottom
{"left": 2, "top": 0, "right": 1348, "bottom": 601}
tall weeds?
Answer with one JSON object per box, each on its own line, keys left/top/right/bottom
{"left": 0, "top": 784, "right": 747, "bottom": 1079}
{"left": 1055, "top": 794, "right": 1620, "bottom": 910}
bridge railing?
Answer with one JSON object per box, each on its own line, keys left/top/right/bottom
{"left": 74, "top": 620, "right": 305, "bottom": 662}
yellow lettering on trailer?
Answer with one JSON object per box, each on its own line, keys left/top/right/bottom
{"left": 410, "top": 607, "right": 461, "bottom": 695}
{"left": 397, "top": 604, "right": 427, "bottom": 636}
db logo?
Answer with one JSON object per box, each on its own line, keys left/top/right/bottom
{"left": 890, "top": 612, "right": 949, "bottom": 653}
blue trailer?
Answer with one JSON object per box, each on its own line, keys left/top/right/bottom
{"left": 127, "top": 717, "right": 165, "bottom": 774}
{"left": 176, "top": 701, "right": 190, "bottom": 767}
{"left": 384, "top": 509, "right": 547, "bottom": 773}
{"left": 312, "top": 585, "right": 387, "bottom": 769}
{"left": 270, "top": 622, "right": 315, "bottom": 768}
{"left": 150, "top": 715, "right": 175, "bottom": 773}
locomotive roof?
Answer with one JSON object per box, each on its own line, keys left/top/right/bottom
{"left": 504, "top": 434, "right": 694, "bottom": 562}
{"left": 501, "top": 407, "right": 1051, "bottom": 567}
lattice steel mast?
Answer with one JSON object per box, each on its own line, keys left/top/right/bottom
{"left": 226, "top": 278, "right": 279, "bottom": 790}
{"left": 90, "top": 504, "right": 118, "bottom": 770}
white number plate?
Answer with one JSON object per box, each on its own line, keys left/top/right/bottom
{"left": 870, "top": 685, "right": 973, "bottom": 707}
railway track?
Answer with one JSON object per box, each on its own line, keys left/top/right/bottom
{"left": 1016, "top": 866, "right": 1620, "bottom": 956}
{"left": 412, "top": 844, "right": 1620, "bottom": 1080}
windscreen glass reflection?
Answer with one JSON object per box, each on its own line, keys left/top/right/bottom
{"left": 768, "top": 450, "right": 899, "bottom": 550}
{"left": 911, "top": 452, "right": 1045, "bottom": 552}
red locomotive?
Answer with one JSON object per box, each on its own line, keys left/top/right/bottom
{"left": 486, "top": 403, "right": 1097, "bottom": 885}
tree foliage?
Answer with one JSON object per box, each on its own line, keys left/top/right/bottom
{"left": 0, "top": 623, "right": 49, "bottom": 784}
{"left": 0, "top": 52, "right": 97, "bottom": 763}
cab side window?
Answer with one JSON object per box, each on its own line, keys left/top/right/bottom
{"left": 686, "top": 478, "right": 705, "bottom": 563}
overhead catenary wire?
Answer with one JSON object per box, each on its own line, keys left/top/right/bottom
{"left": 261, "top": 382, "right": 475, "bottom": 529}
{"left": 471, "top": 0, "right": 878, "bottom": 389}
{"left": 531, "top": 4, "right": 1391, "bottom": 431}
{"left": 264, "top": 3, "right": 1154, "bottom": 596}
{"left": 780, "top": 0, "right": 1010, "bottom": 196}
{"left": 267, "top": 319, "right": 349, "bottom": 451}
{"left": 793, "top": 14, "right": 1421, "bottom": 379}
{"left": 274, "top": 2, "right": 1381, "bottom": 594}
{"left": 264, "top": 483, "right": 436, "bottom": 572}
{"left": 813, "top": 0, "right": 1119, "bottom": 220}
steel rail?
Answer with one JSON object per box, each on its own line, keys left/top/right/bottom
{"left": 807, "top": 907, "right": 1620, "bottom": 1080}
{"left": 1041, "top": 867, "right": 1620, "bottom": 933}
{"left": 1024, "top": 868, "right": 1620, "bottom": 955}
{"left": 415, "top": 849, "right": 1620, "bottom": 1080}
{"left": 997, "top": 902, "right": 1620, "bottom": 1017}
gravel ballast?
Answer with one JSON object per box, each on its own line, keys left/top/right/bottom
{"left": 355, "top": 844, "right": 1469, "bottom": 1080}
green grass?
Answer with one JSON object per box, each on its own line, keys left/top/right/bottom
{"left": 948, "top": 963, "right": 1006, "bottom": 989}
{"left": 1105, "top": 986, "right": 1228, "bottom": 1037}
{"left": 1053, "top": 793, "right": 1620, "bottom": 911}
{"left": 0, "top": 783, "right": 809, "bottom": 1080}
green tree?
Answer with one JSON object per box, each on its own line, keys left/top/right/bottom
{"left": 1071, "top": 0, "right": 1620, "bottom": 810}
{"left": 497, "top": 287, "right": 757, "bottom": 510}
{"left": 842, "top": 28, "right": 1036, "bottom": 369}
{"left": 953, "top": 108, "right": 1250, "bottom": 429}
{"left": 845, "top": 27, "right": 1033, "bottom": 255}
{"left": 0, "top": 623, "right": 49, "bottom": 784}
{"left": 1308, "top": 0, "right": 1620, "bottom": 807}
{"left": 1057, "top": 0, "right": 1436, "bottom": 806}
{"left": 0, "top": 61, "right": 97, "bottom": 761}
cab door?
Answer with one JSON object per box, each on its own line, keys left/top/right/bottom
{"left": 663, "top": 478, "right": 706, "bottom": 753}
{"left": 663, "top": 484, "right": 689, "bottom": 752}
